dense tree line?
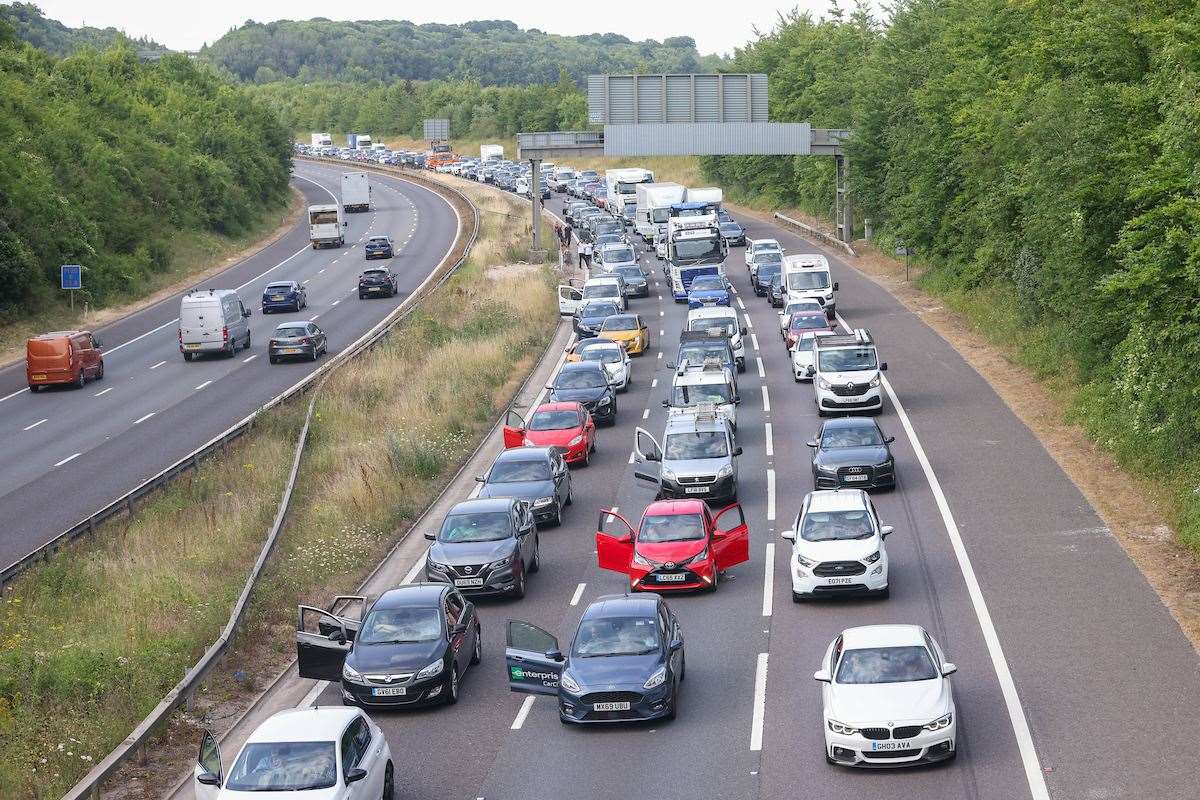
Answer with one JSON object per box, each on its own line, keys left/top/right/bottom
{"left": 249, "top": 74, "right": 589, "bottom": 140}
{"left": 0, "top": 2, "right": 166, "bottom": 56}
{"left": 203, "top": 18, "right": 722, "bottom": 86}
{"left": 702, "top": 0, "right": 1200, "bottom": 478}
{"left": 0, "top": 29, "right": 291, "bottom": 316}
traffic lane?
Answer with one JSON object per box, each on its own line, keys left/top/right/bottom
{"left": 0, "top": 174, "right": 331, "bottom": 400}
{"left": 758, "top": 216, "right": 1200, "bottom": 797}
{"left": 319, "top": 294, "right": 665, "bottom": 800}
{"left": 0, "top": 170, "right": 456, "bottom": 567}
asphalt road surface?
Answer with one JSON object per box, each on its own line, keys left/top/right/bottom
{"left": 0, "top": 160, "right": 459, "bottom": 569}
{"left": 308, "top": 183, "right": 1200, "bottom": 800}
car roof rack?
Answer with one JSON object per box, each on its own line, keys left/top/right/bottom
{"left": 815, "top": 328, "right": 873, "bottom": 348}
{"left": 679, "top": 329, "right": 726, "bottom": 343}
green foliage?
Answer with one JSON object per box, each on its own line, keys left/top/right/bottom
{"left": 0, "top": 2, "right": 167, "bottom": 55}
{"left": 248, "top": 77, "right": 589, "bottom": 140}
{"left": 202, "top": 17, "right": 723, "bottom": 86}
{"left": 0, "top": 38, "right": 291, "bottom": 318}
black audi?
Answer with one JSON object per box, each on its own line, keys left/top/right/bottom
{"left": 505, "top": 593, "right": 685, "bottom": 724}
{"left": 548, "top": 361, "right": 617, "bottom": 426}
{"left": 475, "top": 447, "right": 572, "bottom": 526}
{"left": 807, "top": 416, "right": 896, "bottom": 490}
{"left": 425, "top": 497, "right": 541, "bottom": 597}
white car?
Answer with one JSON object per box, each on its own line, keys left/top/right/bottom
{"left": 815, "top": 624, "right": 957, "bottom": 767}
{"left": 744, "top": 238, "right": 782, "bottom": 275}
{"left": 778, "top": 299, "right": 826, "bottom": 335}
{"left": 576, "top": 339, "right": 631, "bottom": 392}
{"left": 193, "top": 706, "right": 394, "bottom": 799}
{"left": 783, "top": 489, "right": 891, "bottom": 599}
{"left": 791, "top": 330, "right": 836, "bottom": 381}
{"left": 686, "top": 306, "right": 747, "bottom": 372}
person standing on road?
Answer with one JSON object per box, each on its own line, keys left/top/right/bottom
{"left": 579, "top": 240, "right": 592, "bottom": 269}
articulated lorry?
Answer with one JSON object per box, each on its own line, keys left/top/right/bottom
{"left": 308, "top": 204, "right": 346, "bottom": 249}
{"left": 666, "top": 206, "right": 726, "bottom": 301}
{"left": 605, "top": 168, "right": 655, "bottom": 219}
{"left": 311, "top": 132, "right": 333, "bottom": 147}
{"left": 341, "top": 172, "right": 371, "bottom": 213}
{"left": 635, "top": 182, "right": 686, "bottom": 244}
{"left": 686, "top": 187, "right": 724, "bottom": 211}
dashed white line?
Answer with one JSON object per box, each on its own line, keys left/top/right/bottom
{"left": 659, "top": 310, "right": 665, "bottom": 317}
{"left": 331, "top": 299, "right": 341, "bottom": 306}
{"left": 762, "top": 542, "right": 775, "bottom": 617}
{"left": 750, "top": 333, "right": 760, "bottom": 351}
{"left": 310, "top": 314, "right": 321, "bottom": 321}
{"left": 651, "top": 378, "right": 658, "bottom": 388}
{"left": 659, "top": 329, "right": 665, "bottom": 337}
{"left": 54, "top": 453, "right": 81, "bottom": 467}
{"left": 242, "top": 354, "right": 258, "bottom": 363}
{"left": 94, "top": 387, "right": 113, "bottom": 397}
{"left": 657, "top": 352, "right": 663, "bottom": 360}
{"left": 194, "top": 380, "right": 212, "bottom": 391}
{"left": 0, "top": 387, "right": 28, "bottom": 403}
{"left": 750, "top": 653, "right": 768, "bottom": 751}
{"left": 642, "top": 409, "right": 650, "bottom": 419}
{"left": 511, "top": 696, "right": 536, "bottom": 730}
{"left": 133, "top": 412, "right": 156, "bottom": 425}
{"left": 761, "top": 386, "right": 771, "bottom": 412}
{"left": 23, "top": 418, "right": 47, "bottom": 431}
{"left": 318, "top": 269, "right": 325, "bottom": 274}
{"left": 569, "top": 583, "right": 586, "bottom": 606}
{"left": 149, "top": 360, "right": 167, "bottom": 370}
{"left": 756, "top": 357, "right": 765, "bottom": 378}
{"left": 766, "top": 469, "right": 776, "bottom": 521}
{"left": 744, "top": 316, "right": 753, "bottom": 329}
{"left": 402, "top": 554, "right": 427, "bottom": 585}
{"left": 736, "top": 297, "right": 746, "bottom": 310}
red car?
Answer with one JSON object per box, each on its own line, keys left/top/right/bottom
{"left": 502, "top": 402, "right": 597, "bottom": 466}
{"left": 595, "top": 499, "right": 750, "bottom": 592}
{"left": 784, "top": 311, "right": 836, "bottom": 350}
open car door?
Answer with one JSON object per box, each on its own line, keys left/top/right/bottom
{"left": 502, "top": 409, "right": 526, "bottom": 449}
{"left": 192, "top": 729, "right": 222, "bottom": 800}
{"left": 506, "top": 620, "right": 563, "bottom": 696}
{"left": 712, "top": 503, "right": 750, "bottom": 569}
{"left": 633, "top": 427, "right": 662, "bottom": 486}
{"left": 295, "top": 596, "right": 365, "bottom": 681}
{"left": 595, "top": 509, "right": 636, "bottom": 573}
{"left": 558, "top": 285, "right": 583, "bottom": 316}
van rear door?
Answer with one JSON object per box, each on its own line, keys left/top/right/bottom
{"left": 180, "top": 299, "right": 223, "bottom": 347}
{"left": 26, "top": 337, "right": 71, "bottom": 379}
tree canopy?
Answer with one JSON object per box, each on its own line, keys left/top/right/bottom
{"left": 0, "top": 2, "right": 166, "bottom": 56}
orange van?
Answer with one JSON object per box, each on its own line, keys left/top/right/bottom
{"left": 26, "top": 330, "right": 104, "bottom": 391}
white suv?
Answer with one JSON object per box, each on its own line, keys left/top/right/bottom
{"left": 811, "top": 329, "right": 887, "bottom": 415}
{"left": 782, "top": 489, "right": 892, "bottom": 600}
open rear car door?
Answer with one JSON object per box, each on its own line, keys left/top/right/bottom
{"left": 505, "top": 620, "right": 563, "bottom": 696}
{"left": 558, "top": 285, "right": 583, "bottom": 316}
{"left": 295, "top": 595, "right": 366, "bottom": 681}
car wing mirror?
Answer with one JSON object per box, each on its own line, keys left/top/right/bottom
{"left": 546, "top": 648, "right": 565, "bottom": 662}
{"left": 345, "top": 767, "right": 368, "bottom": 785}
{"left": 880, "top": 362, "right": 888, "bottom": 371}
{"left": 941, "top": 662, "right": 957, "bottom": 676}
{"left": 740, "top": 326, "right": 748, "bottom": 336}
{"left": 781, "top": 529, "right": 795, "bottom": 541}
{"left": 813, "top": 669, "right": 831, "bottom": 683}
{"left": 806, "top": 440, "right": 818, "bottom": 448}
{"left": 833, "top": 281, "right": 839, "bottom": 291}
{"left": 474, "top": 475, "right": 486, "bottom": 482}
{"left": 424, "top": 532, "right": 435, "bottom": 541}
{"left": 661, "top": 399, "right": 669, "bottom": 408}
{"left": 884, "top": 435, "right": 895, "bottom": 444}
{"left": 669, "top": 638, "right": 684, "bottom": 653}
{"left": 733, "top": 446, "right": 743, "bottom": 457}
{"left": 733, "top": 395, "right": 741, "bottom": 404}
{"left": 881, "top": 525, "right": 894, "bottom": 537}
{"left": 805, "top": 365, "right": 816, "bottom": 377}
{"left": 197, "top": 772, "right": 221, "bottom": 787}
{"left": 665, "top": 361, "right": 676, "bottom": 370}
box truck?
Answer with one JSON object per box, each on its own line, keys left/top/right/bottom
{"left": 308, "top": 204, "right": 346, "bottom": 248}
{"left": 636, "top": 183, "right": 686, "bottom": 243}
{"left": 341, "top": 172, "right": 371, "bottom": 213}
{"left": 605, "top": 168, "right": 655, "bottom": 218}
{"left": 686, "top": 187, "right": 724, "bottom": 211}
{"left": 311, "top": 132, "right": 332, "bottom": 147}
{"left": 480, "top": 144, "right": 504, "bottom": 161}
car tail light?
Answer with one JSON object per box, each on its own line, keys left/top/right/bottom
{"left": 222, "top": 326, "right": 229, "bottom": 341}
{"left": 298, "top": 337, "right": 311, "bottom": 345}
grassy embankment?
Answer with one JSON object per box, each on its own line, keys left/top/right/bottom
{"left": 0, "top": 179, "right": 558, "bottom": 799}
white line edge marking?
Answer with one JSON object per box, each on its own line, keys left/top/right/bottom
{"left": 569, "top": 583, "right": 586, "bottom": 606}
{"left": 242, "top": 354, "right": 258, "bottom": 363}
{"left": 149, "top": 360, "right": 167, "bottom": 370}
{"left": 750, "top": 652, "right": 768, "bottom": 751}
{"left": 833, "top": 313, "right": 1050, "bottom": 799}
{"left": 194, "top": 380, "right": 212, "bottom": 391}
{"left": 133, "top": 412, "right": 155, "bottom": 425}
{"left": 0, "top": 387, "right": 28, "bottom": 403}
{"left": 642, "top": 409, "right": 649, "bottom": 419}
{"left": 766, "top": 469, "right": 776, "bottom": 521}
{"left": 23, "top": 418, "right": 47, "bottom": 431}
{"left": 762, "top": 542, "right": 775, "bottom": 617}
{"left": 761, "top": 386, "right": 771, "bottom": 412}
{"left": 750, "top": 333, "right": 760, "bottom": 351}
{"left": 764, "top": 423, "right": 774, "bottom": 457}
{"left": 756, "top": 357, "right": 765, "bottom": 378}
{"left": 511, "top": 695, "right": 536, "bottom": 730}
{"left": 94, "top": 387, "right": 113, "bottom": 397}
{"left": 54, "top": 453, "right": 81, "bottom": 467}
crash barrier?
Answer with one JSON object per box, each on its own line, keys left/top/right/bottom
{"left": 58, "top": 164, "right": 479, "bottom": 800}
{"left": 773, "top": 211, "right": 856, "bottom": 258}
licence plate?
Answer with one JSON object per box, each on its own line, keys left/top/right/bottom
{"left": 368, "top": 287, "right": 381, "bottom": 292}
{"left": 826, "top": 577, "right": 854, "bottom": 585}
{"left": 592, "top": 701, "right": 631, "bottom": 712}
{"left": 656, "top": 573, "right": 687, "bottom": 582}
{"left": 270, "top": 295, "right": 284, "bottom": 300}
{"left": 843, "top": 474, "right": 869, "bottom": 483}
{"left": 454, "top": 577, "right": 484, "bottom": 588}
{"left": 280, "top": 347, "right": 302, "bottom": 354}
{"left": 684, "top": 486, "right": 710, "bottom": 494}
{"left": 30, "top": 374, "right": 46, "bottom": 381}
{"left": 871, "top": 741, "right": 907, "bottom": 751}
{"left": 184, "top": 343, "right": 201, "bottom": 350}
{"left": 371, "top": 686, "right": 406, "bottom": 697}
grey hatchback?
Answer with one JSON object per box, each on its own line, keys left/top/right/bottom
{"left": 424, "top": 497, "right": 541, "bottom": 598}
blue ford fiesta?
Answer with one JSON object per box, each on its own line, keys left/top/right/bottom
{"left": 261, "top": 280, "right": 307, "bottom": 313}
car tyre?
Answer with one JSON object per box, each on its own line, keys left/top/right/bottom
{"left": 183, "top": 352, "right": 193, "bottom": 362}
{"left": 792, "top": 591, "right": 805, "bottom": 603}
{"left": 471, "top": 624, "right": 483, "bottom": 664}
{"left": 529, "top": 539, "right": 541, "bottom": 573}
{"left": 269, "top": 355, "right": 278, "bottom": 364}
{"left": 513, "top": 567, "right": 527, "bottom": 599}
{"left": 245, "top": 331, "right": 251, "bottom": 350}
{"left": 75, "top": 369, "right": 86, "bottom": 389}
{"left": 28, "top": 384, "right": 39, "bottom": 393}
{"left": 445, "top": 666, "right": 459, "bottom": 705}
{"left": 825, "top": 748, "right": 836, "bottom": 765}
{"left": 95, "top": 362, "right": 104, "bottom": 380}
{"left": 875, "top": 586, "right": 890, "bottom": 600}
{"left": 382, "top": 763, "right": 395, "bottom": 800}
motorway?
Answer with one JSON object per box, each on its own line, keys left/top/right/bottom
{"left": 0, "top": 160, "right": 459, "bottom": 570}
{"left": 302, "top": 183, "right": 1200, "bottom": 800}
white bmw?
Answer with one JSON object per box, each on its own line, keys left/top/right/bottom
{"left": 815, "top": 625, "right": 957, "bottom": 767}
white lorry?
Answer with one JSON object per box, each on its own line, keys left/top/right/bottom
{"left": 480, "top": 144, "right": 505, "bottom": 161}
{"left": 307, "top": 204, "right": 345, "bottom": 249}
{"left": 341, "top": 172, "right": 371, "bottom": 213}
{"left": 355, "top": 135, "right": 373, "bottom": 150}
{"left": 686, "top": 186, "right": 724, "bottom": 211}
{"left": 635, "top": 182, "right": 685, "bottom": 243}
{"left": 605, "top": 168, "right": 655, "bottom": 217}
{"left": 310, "top": 132, "right": 332, "bottom": 147}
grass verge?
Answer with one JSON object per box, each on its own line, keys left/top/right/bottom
{"left": 0, "top": 177, "right": 558, "bottom": 799}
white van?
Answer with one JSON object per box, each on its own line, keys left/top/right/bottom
{"left": 782, "top": 253, "right": 837, "bottom": 316}
{"left": 179, "top": 289, "right": 252, "bottom": 361}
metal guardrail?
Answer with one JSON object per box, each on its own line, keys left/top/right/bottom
{"left": 55, "top": 164, "right": 479, "bottom": 800}
{"left": 773, "top": 211, "right": 856, "bottom": 258}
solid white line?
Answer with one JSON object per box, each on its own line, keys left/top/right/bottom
{"left": 402, "top": 554, "right": 427, "bottom": 585}
{"left": 23, "top": 418, "right": 47, "bottom": 431}
{"left": 94, "top": 387, "right": 113, "bottom": 397}
{"left": 764, "top": 423, "right": 774, "bottom": 457}
{"left": 242, "top": 354, "right": 258, "bottom": 363}
{"left": 194, "top": 380, "right": 212, "bottom": 391}
{"left": 762, "top": 542, "right": 775, "bottom": 617}
{"left": 750, "top": 652, "right": 768, "bottom": 751}
{"left": 149, "top": 360, "right": 167, "bottom": 370}
{"left": 642, "top": 409, "right": 649, "bottom": 419}
{"left": 761, "top": 386, "right": 771, "bottom": 412}
{"left": 833, "top": 315, "right": 1050, "bottom": 799}
{"left": 766, "top": 469, "right": 776, "bottom": 521}
{"left": 54, "top": 453, "right": 81, "bottom": 467}
{"left": 511, "top": 696, "right": 536, "bottom": 730}
{"left": 133, "top": 412, "right": 155, "bottom": 425}
{"left": 750, "top": 333, "right": 760, "bottom": 351}
{"left": 299, "top": 680, "right": 326, "bottom": 709}
{"left": 756, "top": 357, "right": 765, "bottom": 378}
{"left": 569, "top": 583, "right": 586, "bottom": 606}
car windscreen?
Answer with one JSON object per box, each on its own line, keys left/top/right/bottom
{"left": 616, "top": 266, "right": 644, "bottom": 281}
{"left": 602, "top": 247, "right": 635, "bottom": 264}
{"left": 601, "top": 316, "right": 638, "bottom": 332}
{"left": 438, "top": 511, "right": 512, "bottom": 543}
{"left": 367, "top": 237, "right": 390, "bottom": 245}
{"left": 688, "top": 318, "right": 736, "bottom": 337}
{"left": 639, "top": 513, "right": 706, "bottom": 542}
{"left": 721, "top": 223, "right": 741, "bottom": 233}
{"left": 793, "top": 335, "right": 825, "bottom": 352}
{"left": 274, "top": 325, "right": 308, "bottom": 337}
{"left": 528, "top": 410, "right": 581, "bottom": 431}
{"left": 580, "top": 302, "right": 620, "bottom": 318}
{"left": 309, "top": 210, "right": 338, "bottom": 224}
{"left": 664, "top": 431, "right": 729, "bottom": 460}
{"left": 757, "top": 264, "right": 781, "bottom": 281}
{"left": 787, "top": 270, "right": 830, "bottom": 290}
{"left": 573, "top": 616, "right": 659, "bottom": 657}
{"left": 799, "top": 509, "right": 875, "bottom": 542}
{"left": 555, "top": 369, "right": 606, "bottom": 389}
{"left": 357, "top": 606, "right": 443, "bottom": 644}
{"left": 673, "top": 238, "right": 722, "bottom": 261}
{"left": 581, "top": 347, "right": 623, "bottom": 363}
{"left": 671, "top": 382, "right": 732, "bottom": 405}
{"left": 265, "top": 283, "right": 295, "bottom": 292}
{"left": 489, "top": 459, "right": 552, "bottom": 482}
{"left": 679, "top": 343, "right": 730, "bottom": 365}
{"left": 817, "top": 346, "right": 879, "bottom": 372}
{"left": 583, "top": 284, "right": 620, "bottom": 300}
{"left": 790, "top": 315, "right": 829, "bottom": 332}
{"left": 690, "top": 276, "right": 724, "bottom": 291}
{"left": 651, "top": 208, "right": 671, "bottom": 223}
{"left": 821, "top": 425, "right": 884, "bottom": 448}
{"left": 836, "top": 646, "right": 938, "bottom": 684}
{"left": 361, "top": 270, "right": 388, "bottom": 278}
{"left": 225, "top": 741, "right": 337, "bottom": 791}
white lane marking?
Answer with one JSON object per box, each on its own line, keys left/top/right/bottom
{"left": 318, "top": 269, "right": 325, "bottom": 274}
{"left": 511, "top": 696, "right": 536, "bottom": 730}
{"left": 744, "top": 316, "right": 753, "bottom": 329}
{"left": 651, "top": 378, "right": 658, "bottom": 388}
{"left": 149, "top": 360, "right": 167, "bottom": 370}
{"left": 657, "top": 352, "right": 663, "bottom": 360}
{"left": 750, "top": 333, "right": 760, "bottom": 351}
{"left": 659, "top": 329, "right": 665, "bottom": 337}
{"left": 750, "top": 653, "right": 768, "bottom": 751}
{"left": 833, "top": 317, "right": 1050, "bottom": 799}
{"left": 94, "top": 387, "right": 113, "bottom": 397}
{"left": 0, "top": 387, "right": 28, "bottom": 403}
{"left": 332, "top": 259, "right": 339, "bottom": 264}
{"left": 302, "top": 279, "right": 310, "bottom": 285}
{"left": 310, "top": 314, "right": 321, "bottom": 321}
{"left": 194, "top": 380, "right": 212, "bottom": 391}
{"left": 642, "top": 409, "right": 649, "bottom": 419}
{"left": 766, "top": 469, "right": 776, "bottom": 521}
{"left": 54, "top": 452, "right": 81, "bottom": 467}
{"left": 756, "top": 357, "right": 765, "bottom": 378}
{"left": 402, "top": 554, "right": 427, "bottom": 585}
{"left": 23, "top": 418, "right": 47, "bottom": 431}
{"left": 331, "top": 299, "right": 340, "bottom": 306}
{"left": 659, "top": 310, "right": 665, "bottom": 317}
{"left": 569, "top": 583, "right": 586, "bottom": 606}
{"left": 761, "top": 386, "right": 771, "bottom": 412}
{"left": 628, "top": 450, "right": 636, "bottom": 464}
{"left": 736, "top": 297, "right": 746, "bottom": 310}
{"left": 133, "top": 412, "right": 155, "bottom": 425}
{"left": 762, "top": 542, "right": 775, "bottom": 617}
{"left": 764, "top": 423, "right": 774, "bottom": 457}
{"left": 243, "top": 354, "right": 258, "bottom": 363}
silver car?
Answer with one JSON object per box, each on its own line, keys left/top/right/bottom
{"left": 633, "top": 411, "right": 741, "bottom": 505}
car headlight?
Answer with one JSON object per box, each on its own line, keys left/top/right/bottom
{"left": 863, "top": 550, "right": 882, "bottom": 564}
{"left": 869, "top": 375, "right": 881, "bottom": 388}
{"left": 643, "top": 666, "right": 668, "bottom": 690}
{"left": 817, "top": 378, "right": 832, "bottom": 390}
{"left": 426, "top": 558, "right": 448, "bottom": 572}
{"left": 825, "top": 292, "right": 834, "bottom": 300}
{"left": 814, "top": 462, "right": 837, "bottom": 474}
{"left": 560, "top": 672, "right": 581, "bottom": 693}
{"left": 632, "top": 551, "right": 652, "bottom": 567}
{"left": 923, "top": 713, "right": 953, "bottom": 731}
{"left": 568, "top": 434, "right": 584, "bottom": 446}
{"left": 533, "top": 496, "right": 555, "bottom": 507}
{"left": 795, "top": 552, "right": 816, "bottom": 568}
{"left": 488, "top": 555, "right": 513, "bottom": 570}
{"left": 598, "top": 396, "right": 612, "bottom": 407}
{"left": 828, "top": 719, "right": 858, "bottom": 735}
{"left": 660, "top": 467, "right": 677, "bottom": 482}
{"left": 415, "top": 659, "right": 445, "bottom": 681}
{"left": 716, "top": 464, "right": 734, "bottom": 479}
{"left": 683, "top": 546, "right": 709, "bottom": 565}
{"left": 342, "top": 663, "right": 363, "bottom": 682}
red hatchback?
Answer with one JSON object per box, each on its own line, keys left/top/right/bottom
{"left": 784, "top": 311, "right": 836, "bottom": 350}
{"left": 595, "top": 499, "right": 750, "bottom": 592}
{"left": 502, "top": 402, "right": 597, "bottom": 466}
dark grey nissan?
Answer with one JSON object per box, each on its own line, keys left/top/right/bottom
{"left": 505, "top": 593, "right": 685, "bottom": 724}
{"left": 475, "top": 447, "right": 572, "bottom": 526}
{"left": 424, "top": 497, "right": 541, "bottom": 598}
{"left": 808, "top": 416, "right": 896, "bottom": 490}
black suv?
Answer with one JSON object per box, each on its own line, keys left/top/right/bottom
{"left": 807, "top": 416, "right": 896, "bottom": 490}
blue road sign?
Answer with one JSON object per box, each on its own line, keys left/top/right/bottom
{"left": 61, "top": 264, "right": 82, "bottom": 290}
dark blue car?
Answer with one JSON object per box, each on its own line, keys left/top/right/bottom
{"left": 505, "top": 593, "right": 685, "bottom": 724}
{"left": 686, "top": 274, "right": 731, "bottom": 309}
{"left": 261, "top": 280, "right": 306, "bottom": 313}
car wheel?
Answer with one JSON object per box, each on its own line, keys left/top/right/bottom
{"left": 565, "top": 486, "right": 573, "bottom": 506}
{"left": 875, "top": 586, "right": 890, "bottom": 600}
{"left": 245, "top": 331, "right": 251, "bottom": 349}
{"left": 680, "top": 652, "right": 687, "bottom": 682}
{"left": 28, "top": 384, "right": 39, "bottom": 393}
{"left": 382, "top": 763, "right": 395, "bottom": 800}
{"left": 75, "top": 370, "right": 86, "bottom": 389}
{"left": 825, "top": 747, "right": 836, "bottom": 765}
{"left": 792, "top": 591, "right": 805, "bottom": 603}
{"left": 579, "top": 446, "right": 590, "bottom": 467}
{"left": 708, "top": 566, "right": 719, "bottom": 593}
{"left": 445, "top": 666, "right": 459, "bottom": 705}
{"left": 95, "top": 362, "right": 104, "bottom": 380}
{"left": 359, "top": 293, "right": 366, "bottom": 299}
{"left": 183, "top": 352, "right": 193, "bottom": 362}
{"left": 471, "top": 624, "right": 483, "bottom": 664}
{"left": 269, "top": 355, "right": 278, "bottom": 364}
{"left": 309, "top": 348, "right": 318, "bottom": 362}
{"left": 513, "top": 567, "right": 527, "bottom": 599}
{"left": 529, "top": 539, "right": 541, "bottom": 573}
